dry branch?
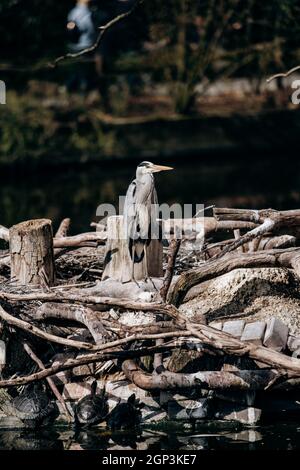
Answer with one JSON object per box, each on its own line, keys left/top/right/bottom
{"left": 23, "top": 342, "right": 73, "bottom": 421}
{"left": 0, "top": 342, "right": 186, "bottom": 388}
{"left": 3, "top": 288, "right": 300, "bottom": 376}
{"left": 55, "top": 218, "right": 71, "bottom": 238}
{"left": 0, "top": 305, "right": 95, "bottom": 350}
{"left": 267, "top": 65, "right": 300, "bottom": 83}
{"left": 35, "top": 303, "right": 110, "bottom": 344}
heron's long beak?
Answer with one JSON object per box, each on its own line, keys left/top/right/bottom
{"left": 151, "top": 164, "right": 174, "bottom": 173}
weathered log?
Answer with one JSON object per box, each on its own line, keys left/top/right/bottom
{"left": 102, "top": 215, "right": 163, "bottom": 282}
{"left": 169, "top": 247, "right": 300, "bottom": 306}
{"left": 53, "top": 232, "right": 106, "bottom": 248}
{"left": 9, "top": 219, "right": 55, "bottom": 287}
{"left": 164, "top": 218, "right": 258, "bottom": 237}
{"left": 122, "top": 359, "right": 277, "bottom": 391}
{"left": 214, "top": 208, "right": 300, "bottom": 226}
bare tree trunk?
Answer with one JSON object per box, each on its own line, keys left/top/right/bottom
{"left": 10, "top": 219, "right": 55, "bottom": 287}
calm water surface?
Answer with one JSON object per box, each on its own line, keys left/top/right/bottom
{"left": 1, "top": 154, "right": 300, "bottom": 234}
{"left": 0, "top": 423, "right": 300, "bottom": 450}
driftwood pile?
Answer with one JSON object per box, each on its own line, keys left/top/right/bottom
{"left": 1, "top": 208, "right": 300, "bottom": 427}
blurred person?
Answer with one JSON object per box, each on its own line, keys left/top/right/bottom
{"left": 66, "top": 0, "right": 103, "bottom": 92}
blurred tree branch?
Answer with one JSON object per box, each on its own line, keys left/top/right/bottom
{"left": 50, "top": 0, "right": 145, "bottom": 68}
{"left": 267, "top": 64, "right": 300, "bottom": 83}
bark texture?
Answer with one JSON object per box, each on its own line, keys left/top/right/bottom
{"left": 10, "top": 219, "right": 55, "bottom": 287}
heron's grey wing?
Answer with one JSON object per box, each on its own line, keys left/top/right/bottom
{"left": 123, "top": 179, "right": 137, "bottom": 240}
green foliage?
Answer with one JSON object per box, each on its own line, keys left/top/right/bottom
{"left": 0, "top": 91, "right": 118, "bottom": 165}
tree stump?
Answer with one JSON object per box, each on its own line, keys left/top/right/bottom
{"left": 102, "top": 215, "right": 163, "bottom": 283}
{"left": 10, "top": 219, "right": 55, "bottom": 287}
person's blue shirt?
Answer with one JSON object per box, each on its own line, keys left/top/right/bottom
{"left": 68, "top": 4, "right": 96, "bottom": 52}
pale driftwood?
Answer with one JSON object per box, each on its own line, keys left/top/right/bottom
{"left": 10, "top": 219, "right": 55, "bottom": 287}
{"left": 87, "top": 278, "right": 162, "bottom": 301}
{"left": 53, "top": 232, "right": 106, "bottom": 248}
{"left": 102, "top": 216, "right": 163, "bottom": 283}
{"left": 23, "top": 342, "right": 73, "bottom": 421}
{"left": 35, "top": 303, "right": 110, "bottom": 344}
{"left": 122, "top": 360, "right": 277, "bottom": 391}
{"left": 213, "top": 217, "right": 275, "bottom": 260}
{"left": 55, "top": 218, "right": 71, "bottom": 238}
{"left": 165, "top": 217, "right": 258, "bottom": 238}
{"left": 0, "top": 225, "right": 9, "bottom": 242}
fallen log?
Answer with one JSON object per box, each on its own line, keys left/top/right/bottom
{"left": 53, "top": 232, "right": 106, "bottom": 248}
{"left": 122, "top": 359, "right": 277, "bottom": 391}
{"left": 169, "top": 247, "right": 300, "bottom": 306}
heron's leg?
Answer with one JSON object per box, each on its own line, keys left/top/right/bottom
{"left": 131, "top": 245, "right": 140, "bottom": 287}
{"left": 144, "top": 246, "right": 158, "bottom": 291}
{"left": 144, "top": 245, "right": 149, "bottom": 282}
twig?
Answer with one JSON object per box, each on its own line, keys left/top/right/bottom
{"left": 50, "top": 0, "right": 144, "bottom": 67}
{"left": 267, "top": 65, "right": 300, "bottom": 83}
{"left": 23, "top": 342, "right": 73, "bottom": 422}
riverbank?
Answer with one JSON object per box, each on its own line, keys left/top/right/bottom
{"left": 0, "top": 85, "right": 297, "bottom": 168}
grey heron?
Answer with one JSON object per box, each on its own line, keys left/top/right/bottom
{"left": 123, "top": 161, "right": 173, "bottom": 282}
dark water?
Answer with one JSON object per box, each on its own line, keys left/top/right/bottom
{"left": 1, "top": 422, "right": 300, "bottom": 450}
{"left": 1, "top": 153, "right": 300, "bottom": 450}
{"left": 1, "top": 154, "right": 300, "bottom": 235}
